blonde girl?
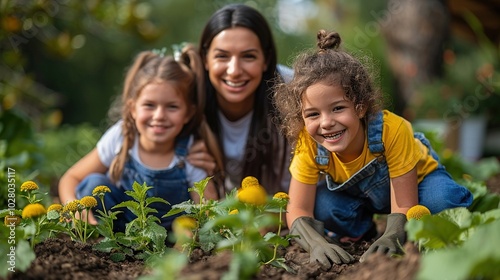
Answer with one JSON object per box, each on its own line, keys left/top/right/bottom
{"left": 59, "top": 44, "right": 223, "bottom": 231}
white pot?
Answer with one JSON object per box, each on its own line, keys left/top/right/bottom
{"left": 459, "top": 115, "right": 487, "bottom": 162}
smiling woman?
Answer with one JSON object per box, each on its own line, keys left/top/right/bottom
{"left": 188, "top": 4, "right": 293, "bottom": 194}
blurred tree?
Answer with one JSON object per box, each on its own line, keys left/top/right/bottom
{"left": 380, "top": 0, "right": 449, "bottom": 118}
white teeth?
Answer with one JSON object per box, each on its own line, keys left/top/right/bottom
{"left": 226, "top": 80, "right": 245, "bottom": 87}
{"left": 324, "top": 130, "right": 345, "bottom": 139}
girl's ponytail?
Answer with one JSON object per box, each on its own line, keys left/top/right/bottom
{"left": 109, "top": 52, "right": 156, "bottom": 183}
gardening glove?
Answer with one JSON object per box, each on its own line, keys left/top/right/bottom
{"left": 359, "top": 213, "right": 407, "bottom": 262}
{"left": 290, "top": 216, "right": 354, "bottom": 269}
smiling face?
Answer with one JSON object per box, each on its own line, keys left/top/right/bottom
{"left": 131, "top": 81, "right": 193, "bottom": 151}
{"left": 204, "top": 26, "right": 267, "bottom": 120}
{"left": 302, "top": 82, "right": 366, "bottom": 162}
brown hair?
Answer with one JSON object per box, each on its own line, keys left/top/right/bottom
{"left": 108, "top": 45, "right": 224, "bottom": 185}
{"left": 198, "top": 4, "right": 288, "bottom": 192}
{"left": 274, "top": 30, "right": 383, "bottom": 145}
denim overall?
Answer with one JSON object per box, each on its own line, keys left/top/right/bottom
{"left": 313, "top": 112, "right": 473, "bottom": 238}
{"left": 76, "top": 137, "right": 191, "bottom": 232}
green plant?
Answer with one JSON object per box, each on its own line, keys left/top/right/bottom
{"left": 59, "top": 197, "right": 98, "bottom": 243}
{"left": 0, "top": 180, "right": 68, "bottom": 278}
{"left": 93, "top": 181, "right": 169, "bottom": 263}
{"left": 163, "top": 176, "right": 224, "bottom": 254}
{"left": 406, "top": 207, "right": 500, "bottom": 279}
{"left": 92, "top": 185, "right": 119, "bottom": 240}
{"left": 161, "top": 176, "right": 294, "bottom": 280}
{"left": 416, "top": 218, "right": 500, "bottom": 280}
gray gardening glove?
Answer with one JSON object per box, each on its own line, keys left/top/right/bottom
{"left": 290, "top": 216, "right": 354, "bottom": 269}
{"left": 359, "top": 213, "right": 407, "bottom": 262}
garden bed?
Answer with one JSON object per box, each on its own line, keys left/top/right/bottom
{"left": 6, "top": 235, "right": 420, "bottom": 280}
{"left": 6, "top": 173, "right": 500, "bottom": 280}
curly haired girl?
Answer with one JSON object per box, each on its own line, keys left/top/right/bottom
{"left": 274, "top": 30, "right": 472, "bottom": 268}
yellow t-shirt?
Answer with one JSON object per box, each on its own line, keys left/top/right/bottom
{"left": 290, "top": 110, "right": 438, "bottom": 184}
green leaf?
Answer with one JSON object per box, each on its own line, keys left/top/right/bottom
{"left": 406, "top": 214, "right": 465, "bottom": 249}
{"left": 93, "top": 239, "right": 122, "bottom": 253}
{"left": 163, "top": 207, "right": 185, "bottom": 218}
{"left": 417, "top": 219, "right": 500, "bottom": 280}
{"left": 145, "top": 197, "right": 169, "bottom": 206}
{"left": 14, "top": 239, "right": 36, "bottom": 271}
{"left": 223, "top": 250, "right": 259, "bottom": 280}
{"left": 110, "top": 252, "right": 126, "bottom": 262}
{"left": 140, "top": 249, "right": 188, "bottom": 280}
{"left": 46, "top": 210, "right": 60, "bottom": 220}
{"left": 143, "top": 220, "right": 167, "bottom": 251}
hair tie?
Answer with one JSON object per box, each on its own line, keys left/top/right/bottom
{"left": 151, "top": 47, "right": 167, "bottom": 57}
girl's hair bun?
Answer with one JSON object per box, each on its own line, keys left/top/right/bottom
{"left": 317, "top": 30, "right": 341, "bottom": 52}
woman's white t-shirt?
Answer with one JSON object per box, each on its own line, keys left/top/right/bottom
{"left": 218, "top": 110, "right": 252, "bottom": 191}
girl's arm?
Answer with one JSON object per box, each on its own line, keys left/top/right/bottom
{"left": 390, "top": 166, "right": 419, "bottom": 214}
{"left": 286, "top": 177, "right": 317, "bottom": 229}
{"left": 58, "top": 148, "right": 108, "bottom": 223}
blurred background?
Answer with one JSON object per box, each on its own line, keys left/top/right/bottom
{"left": 1, "top": 0, "right": 499, "bottom": 206}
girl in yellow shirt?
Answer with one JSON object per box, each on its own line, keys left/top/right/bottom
{"left": 273, "top": 30, "right": 473, "bottom": 268}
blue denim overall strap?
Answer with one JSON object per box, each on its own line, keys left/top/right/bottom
{"left": 118, "top": 136, "right": 192, "bottom": 229}
{"left": 315, "top": 111, "right": 385, "bottom": 195}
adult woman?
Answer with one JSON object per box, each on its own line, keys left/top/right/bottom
{"left": 188, "top": 4, "right": 292, "bottom": 193}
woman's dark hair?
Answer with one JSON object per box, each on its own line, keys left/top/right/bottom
{"left": 199, "top": 4, "right": 287, "bottom": 192}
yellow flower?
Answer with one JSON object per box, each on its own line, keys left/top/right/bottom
{"left": 406, "top": 205, "right": 431, "bottom": 220}
{"left": 229, "top": 209, "right": 239, "bottom": 215}
{"left": 237, "top": 185, "right": 267, "bottom": 206}
{"left": 92, "top": 185, "right": 111, "bottom": 196}
{"left": 63, "top": 200, "right": 80, "bottom": 213}
{"left": 22, "top": 203, "right": 47, "bottom": 219}
{"left": 4, "top": 215, "right": 21, "bottom": 226}
{"left": 173, "top": 216, "right": 197, "bottom": 230}
{"left": 47, "top": 204, "right": 63, "bottom": 213}
{"left": 20, "top": 180, "right": 39, "bottom": 192}
{"left": 241, "top": 176, "right": 259, "bottom": 189}
{"left": 273, "top": 192, "right": 290, "bottom": 201}
{"left": 80, "top": 196, "right": 98, "bottom": 208}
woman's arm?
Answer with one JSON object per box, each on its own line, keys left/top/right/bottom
{"left": 390, "top": 166, "right": 419, "bottom": 214}
{"left": 286, "top": 177, "right": 317, "bottom": 228}
{"left": 187, "top": 140, "right": 217, "bottom": 176}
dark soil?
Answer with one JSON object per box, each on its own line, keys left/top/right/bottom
{"left": 7, "top": 173, "right": 500, "bottom": 280}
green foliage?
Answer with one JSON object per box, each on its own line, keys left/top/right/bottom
{"left": 158, "top": 177, "right": 293, "bottom": 279}
{"left": 407, "top": 201, "right": 500, "bottom": 279}
{"left": 0, "top": 223, "right": 35, "bottom": 278}
{"left": 0, "top": 109, "right": 49, "bottom": 209}
{"left": 463, "top": 180, "right": 500, "bottom": 213}
{"left": 94, "top": 181, "right": 169, "bottom": 264}
{"left": 138, "top": 249, "right": 188, "bottom": 280}
{"left": 39, "top": 124, "right": 100, "bottom": 180}
{"left": 416, "top": 218, "right": 500, "bottom": 280}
